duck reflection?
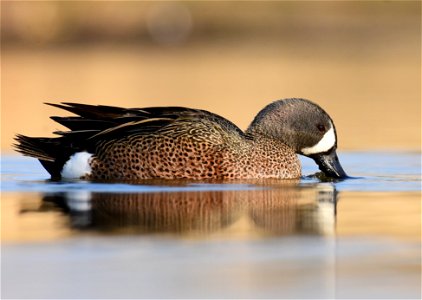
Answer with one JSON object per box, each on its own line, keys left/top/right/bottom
{"left": 40, "top": 181, "right": 338, "bottom": 237}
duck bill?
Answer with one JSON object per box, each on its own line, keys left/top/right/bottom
{"left": 310, "top": 148, "right": 347, "bottom": 179}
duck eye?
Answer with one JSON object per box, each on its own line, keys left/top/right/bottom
{"left": 317, "top": 124, "right": 325, "bottom": 132}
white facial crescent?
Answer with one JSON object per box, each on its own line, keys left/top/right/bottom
{"left": 301, "top": 127, "right": 336, "bottom": 155}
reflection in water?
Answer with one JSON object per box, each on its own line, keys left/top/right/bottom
{"left": 38, "top": 182, "right": 337, "bottom": 237}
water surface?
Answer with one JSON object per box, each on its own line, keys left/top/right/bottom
{"left": 1, "top": 152, "right": 420, "bottom": 298}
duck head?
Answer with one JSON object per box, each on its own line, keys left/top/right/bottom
{"left": 247, "top": 98, "right": 347, "bottom": 179}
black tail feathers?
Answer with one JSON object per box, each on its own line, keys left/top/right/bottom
{"left": 14, "top": 135, "right": 71, "bottom": 179}
{"left": 14, "top": 135, "right": 58, "bottom": 161}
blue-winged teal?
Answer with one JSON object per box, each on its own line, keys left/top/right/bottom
{"left": 15, "top": 98, "right": 347, "bottom": 180}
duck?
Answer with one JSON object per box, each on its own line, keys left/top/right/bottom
{"left": 14, "top": 98, "right": 347, "bottom": 181}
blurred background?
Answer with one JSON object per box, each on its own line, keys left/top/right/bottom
{"left": 2, "top": 1, "right": 421, "bottom": 152}
{"left": 1, "top": 4, "right": 421, "bottom": 298}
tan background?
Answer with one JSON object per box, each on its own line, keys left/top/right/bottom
{"left": 2, "top": 1, "right": 421, "bottom": 152}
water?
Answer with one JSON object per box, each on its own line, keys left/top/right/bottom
{"left": 1, "top": 152, "right": 421, "bottom": 298}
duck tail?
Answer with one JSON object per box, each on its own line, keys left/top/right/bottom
{"left": 13, "top": 134, "right": 68, "bottom": 179}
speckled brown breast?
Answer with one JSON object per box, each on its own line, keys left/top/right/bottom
{"left": 88, "top": 119, "right": 301, "bottom": 180}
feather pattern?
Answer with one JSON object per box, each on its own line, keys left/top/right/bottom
{"left": 14, "top": 102, "right": 250, "bottom": 179}
{"left": 45, "top": 102, "right": 246, "bottom": 140}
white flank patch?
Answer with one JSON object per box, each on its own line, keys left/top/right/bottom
{"left": 301, "top": 127, "right": 336, "bottom": 155}
{"left": 61, "top": 151, "right": 93, "bottom": 179}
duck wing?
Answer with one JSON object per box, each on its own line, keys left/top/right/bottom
{"left": 48, "top": 102, "right": 246, "bottom": 140}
